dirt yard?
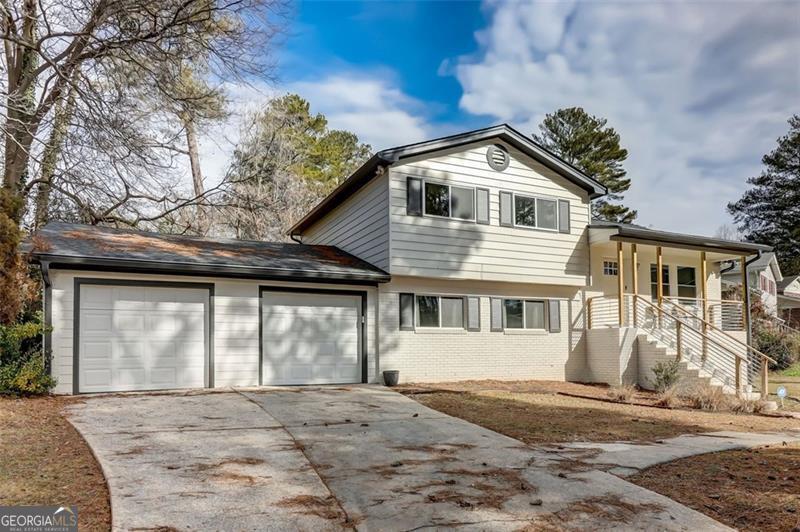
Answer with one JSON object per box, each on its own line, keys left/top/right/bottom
{"left": 0, "top": 396, "right": 111, "bottom": 531}
{"left": 399, "top": 380, "right": 800, "bottom": 444}
{"left": 630, "top": 443, "right": 800, "bottom": 532}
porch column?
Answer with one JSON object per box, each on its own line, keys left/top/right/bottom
{"left": 617, "top": 241, "right": 624, "bottom": 326}
{"left": 631, "top": 243, "right": 638, "bottom": 327}
{"left": 741, "top": 255, "right": 751, "bottom": 340}
{"left": 656, "top": 246, "right": 664, "bottom": 325}
{"left": 700, "top": 251, "right": 708, "bottom": 359}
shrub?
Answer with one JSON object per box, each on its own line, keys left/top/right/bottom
{"left": 730, "top": 397, "right": 767, "bottom": 414}
{"left": 607, "top": 383, "right": 637, "bottom": 403}
{"left": 753, "top": 327, "right": 798, "bottom": 372}
{"left": 685, "top": 385, "right": 731, "bottom": 411}
{"left": 0, "top": 313, "right": 55, "bottom": 395}
{"left": 655, "top": 385, "right": 680, "bottom": 408}
{"left": 649, "top": 359, "right": 681, "bottom": 393}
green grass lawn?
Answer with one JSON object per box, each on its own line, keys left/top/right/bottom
{"left": 778, "top": 362, "right": 800, "bottom": 377}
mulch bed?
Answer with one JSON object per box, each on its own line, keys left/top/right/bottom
{"left": 629, "top": 443, "right": 800, "bottom": 532}
{"left": 0, "top": 396, "right": 111, "bottom": 531}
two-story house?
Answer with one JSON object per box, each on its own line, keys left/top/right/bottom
{"left": 30, "top": 125, "right": 774, "bottom": 396}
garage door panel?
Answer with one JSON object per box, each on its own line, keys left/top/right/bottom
{"left": 81, "top": 286, "right": 114, "bottom": 309}
{"left": 82, "top": 341, "right": 112, "bottom": 360}
{"left": 79, "top": 284, "right": 208, "bottom": 393}
{"left": 261, "top": 291, "right": 362, "bottom": 385}
{"left": 114, "top": 311, "right": 146, "bottom": 332}
{"left": 83, "top": 369, "right": 112, "bottom": 387}
{"left": 82, "top": 311, "right": 112, "bottom": 333}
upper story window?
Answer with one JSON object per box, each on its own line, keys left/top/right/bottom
{"left": 512, "top": 194, "right": 558, "bottom": 231}
{"left": 422, "top": 180, "right": 475, "bottom": 221}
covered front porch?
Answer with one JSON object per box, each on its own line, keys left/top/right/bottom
{"left": 585, "top": 222, "right": 774, "bottom": 397}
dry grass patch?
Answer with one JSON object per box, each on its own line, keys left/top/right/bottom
{"left": 0, "top": 396, "right": 110, "bottom": 531}
{"left": 401, "top": 381, "right": 799, "bottom": 444}
{"left": 629, "top": 443, "right": 800, "bottom": 532}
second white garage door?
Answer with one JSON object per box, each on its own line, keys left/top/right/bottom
{"left": 261, "top": 291, "right": 362, "bottom": 385}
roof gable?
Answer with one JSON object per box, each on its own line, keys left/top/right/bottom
{"left": 290, "top": 124, "right": 606, "bottom": 235}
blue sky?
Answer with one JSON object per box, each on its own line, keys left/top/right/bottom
{"left": 202, "top": 0, "right": 799, "bottom": 235}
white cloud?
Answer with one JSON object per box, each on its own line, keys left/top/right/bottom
{"left": 454, "top": 1, "right": 800, "bottom": 234}
{"left": 290, "top": 75, "right": 431, "bottom": 149}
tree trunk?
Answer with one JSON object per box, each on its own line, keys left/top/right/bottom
{"left": 34, "top": 86, "right": 77, "bottom": 229}
{"left": 183, "top": 114, "right": 204, "bottom": 197}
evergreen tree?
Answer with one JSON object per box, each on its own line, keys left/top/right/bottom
{"left": 533, "top": 107, "right": 636, "bottom": 223}
{"left": 728, "top": 115, "right": 800, "bottom": 276}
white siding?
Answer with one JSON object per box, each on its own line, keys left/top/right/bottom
{"left": 49, "top": 270, "right": 378, "bottom": 394}
{"left": 303, "top": 173, "right": 390, "bottom": 271}
{"left": 389, "top": 142, "right": 591, "bottom": 285}
{"left": 378, "top": 276, "right": 587, "bottom": 383}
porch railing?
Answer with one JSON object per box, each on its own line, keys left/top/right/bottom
{"left": 586, "top": 294, "right": 774, "bottom": 397}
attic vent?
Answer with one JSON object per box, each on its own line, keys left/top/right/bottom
{"left": 486, "top": 144, "right": 509, "bottom": 171}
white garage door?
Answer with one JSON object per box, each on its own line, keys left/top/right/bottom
{"left": 78, "top": 284, "right": 209, "bottom": 393}
{"left": 261, "top": 291, "right": 362, "bottom": 385}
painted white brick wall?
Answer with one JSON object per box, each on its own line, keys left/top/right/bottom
{"left": 377, "top": 277, "right": 586, "bottom": 383}
{"left": 585, "top": 328, "right": 638, "bottom": 386}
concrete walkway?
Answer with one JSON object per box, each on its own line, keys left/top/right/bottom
{"left": 552, "top": 431, "right": 800, "bottom": 477}
{"left": 65, "top": 386, "right": 799, "bottom": 531}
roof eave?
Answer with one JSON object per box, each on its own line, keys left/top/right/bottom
{"left": 31, "top": 254, "right": 392, "bottom": 285}
{"left": 589, "top": 224, "right": 773, "bottom": 255}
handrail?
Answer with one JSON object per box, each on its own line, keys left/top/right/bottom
{"left": 588, "top": 294, "right": 747, "bottom": 361}
{"left": 662, "top": 297, "right": 776, "bottom": 364}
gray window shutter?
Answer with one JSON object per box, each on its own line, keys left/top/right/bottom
{"left": 548, "top": 300, "right": 561, "bottom": 333}
{"left": 499, "top": 191, "right": 513, "bottom": 227}
{"left": 490, "top": 298, "right": 503, "bottom": 331}
{"left": 407, "top": 177, "right": 422, "bottom": 216}
{"left": 466, "top": 297, "right": 481, "bottom": 331}
{"left": 399, "top": 293, "right": 415, "bottom": 330}
{"left": 476, "top": 188, "right": 490, "bottom": 225}
{"left": 558, "top": 200, "right": 570, "bottom": 234}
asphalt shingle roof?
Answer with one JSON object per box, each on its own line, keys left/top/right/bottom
{"left": 27, "top": 223, "right": 390, "bottom": 283}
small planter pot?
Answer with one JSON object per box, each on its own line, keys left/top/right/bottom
{"left": 383, "top": 370, "right": 400, "bottom": 387}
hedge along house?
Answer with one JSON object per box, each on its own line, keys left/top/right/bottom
{"left": 29, "top": 124, "right": 774, "bottom": 396}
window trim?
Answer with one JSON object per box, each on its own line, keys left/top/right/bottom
{"left": 421, "top": 179, "right": 476, "bottom": 222}
{"left": 500, "top": 297, "right": 548, "bottom": 330}
{"left": 415, "top": 294, "right": 467, "bottom": 329}
{"left": 510, "top": 192, "right": 560, "bottom": 232}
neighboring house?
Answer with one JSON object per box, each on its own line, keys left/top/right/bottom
{"left": 778, "top": 275, "right": 800, "bottom": 327}
{"left": 721, "top": 252, "right": 782, "bottom": 316}
{"left": 28, "top": 124, "right": 772, "bottom": 396}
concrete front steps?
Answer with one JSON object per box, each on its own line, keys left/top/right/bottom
{"left": 637, "top": 331, "right": 737, "bottom": 395}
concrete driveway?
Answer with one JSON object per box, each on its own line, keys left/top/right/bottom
{"left": 67, "top": 386, "right": 732, "bottom": 531}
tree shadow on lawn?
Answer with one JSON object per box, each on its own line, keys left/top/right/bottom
{"left": 406, "top": 390, "right": 772, "bottom": 445}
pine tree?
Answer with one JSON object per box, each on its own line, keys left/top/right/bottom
{"left": 533, "top": 107, "right": 636, "bottom": 223}
{"left": 728, "top": 115, "right": 800, "bottom": 276}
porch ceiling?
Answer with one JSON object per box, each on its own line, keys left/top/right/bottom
{"left": 588, "top": 222, "right": 771, "bottom": 261}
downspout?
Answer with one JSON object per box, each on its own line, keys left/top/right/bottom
{"left": 743, "top": 250, "right": 762, "bottom": 345}
{"left": 290, "top": 233, "right": 303, "bottom": 244}
{"left": 41, "top": 261, "right": 53, "bottom": 376}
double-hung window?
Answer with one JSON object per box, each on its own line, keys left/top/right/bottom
{"left": 423, "top": 181, "right": 475, "bottom": 221}
{"left": 650, "top": 265, "right": 670, "bottom": 299}
{"left": 513, "top": 194, "right": 558, "bottom": 231}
